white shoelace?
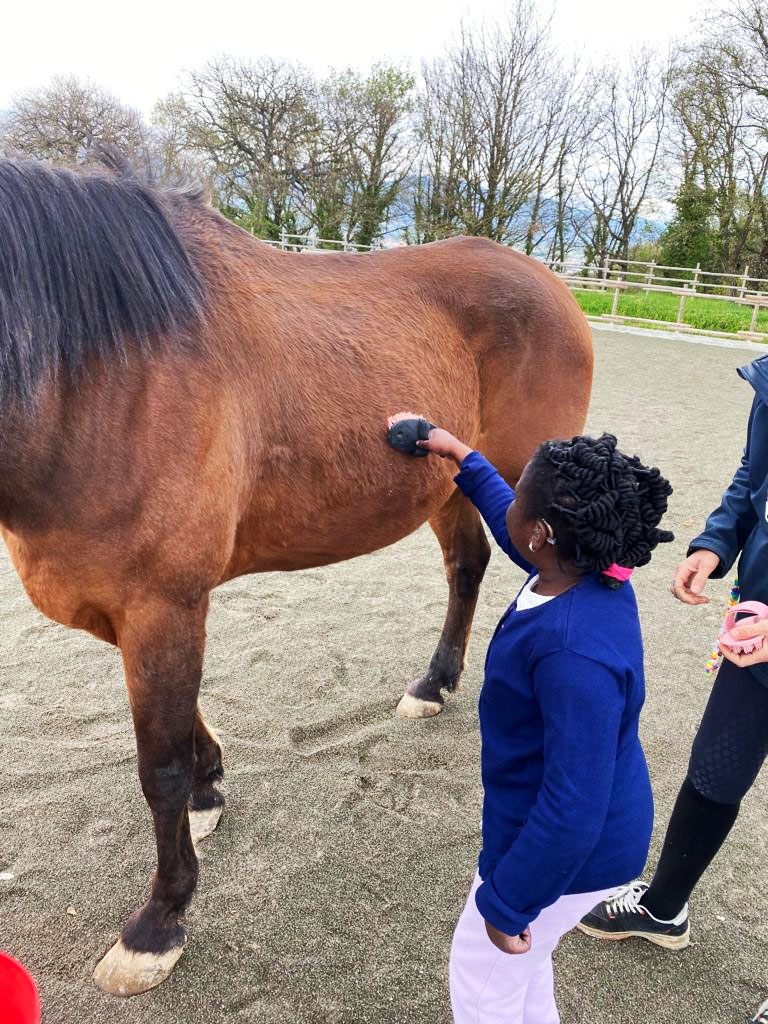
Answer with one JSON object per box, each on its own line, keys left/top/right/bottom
{"left": 605, "top": 882, "right": 647, "bottom": 916}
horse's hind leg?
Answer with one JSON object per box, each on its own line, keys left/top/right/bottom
{"left": 397, "top": 490, "right": 490, "bottom": 719}
{"left": 94, "top": 598, "right": 207, "bottom": 997}
{"left": 189, "top": 708, "right": 225, "bottom": 844}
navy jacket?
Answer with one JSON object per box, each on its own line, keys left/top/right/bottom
{"left": 690, "top": 355, "right": 768, "bottom": 688}
{"left": 454, "top": 452, "right": 653, "bottom": 934}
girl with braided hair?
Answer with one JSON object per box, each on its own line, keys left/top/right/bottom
{"left": 392, "top": 418, "right": 673, "bottom": 1024}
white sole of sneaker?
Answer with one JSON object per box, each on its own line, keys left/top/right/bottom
{"left": 576, "top": 921, "right": 690, "bottom": 950}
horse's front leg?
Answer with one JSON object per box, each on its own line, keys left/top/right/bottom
{"left": 397, "top": 492, "right": 490, "bottom": 719}
{"left": 94, "top": 598, "right": 207, "bottom": 997}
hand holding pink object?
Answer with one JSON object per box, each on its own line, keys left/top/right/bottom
{"left": 720, "top": 598, "right": 768, "bottom": 655}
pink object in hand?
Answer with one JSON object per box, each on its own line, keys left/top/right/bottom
{"left": 719, "top": 601, "right": 768, "bottom": 654}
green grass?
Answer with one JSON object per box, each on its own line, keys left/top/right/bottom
{"left": 571, "top": 287, "right": 768, "bottom": 337}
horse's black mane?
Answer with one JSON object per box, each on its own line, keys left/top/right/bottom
{"left": 0, "top": 153, "right": 205, "bottom": 401}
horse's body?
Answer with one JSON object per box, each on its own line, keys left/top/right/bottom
{"left": 0, "top": 159, "right": 592, "bottom": 995}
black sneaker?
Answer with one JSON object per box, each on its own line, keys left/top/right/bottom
{"left": 752, "top": 997, "right": 768, "bottom": 1023}
{"left": 576, "top": 881, "right": 690, "bottom": 950}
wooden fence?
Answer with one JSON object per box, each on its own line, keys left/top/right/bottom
{"left": 550, "top": 256, "right": 768, "bottom": 299}
{"left": 552, "top": 257, "right": 768, "bottom": 341}
{"left": 259, "top": 229, "right": 384, "bottom": 253}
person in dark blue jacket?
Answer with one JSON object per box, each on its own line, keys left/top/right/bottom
{"left": 402, "top": 420, "right": 674, "bottom": 1024}
{"left": 578, "top": 355, "right": 768, "bottom": 1024}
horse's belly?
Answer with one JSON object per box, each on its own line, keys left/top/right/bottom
{"left": 223, "top": 461, "right": 456, "bottom": 577}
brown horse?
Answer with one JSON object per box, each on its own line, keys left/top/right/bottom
{"left": 0, "top": 157, "right": 592, "bottom": 996}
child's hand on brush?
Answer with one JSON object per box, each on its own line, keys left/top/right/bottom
{"left": 416, "top": 427, "right": 472, "bottom": 464}
{"left": 386, "top": 412, "right": 472, "bottom": 466}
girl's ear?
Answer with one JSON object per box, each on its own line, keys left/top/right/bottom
{"left": 527, "top": 522, "right": 545, "bottom": 553}
{"left": 528, "top": 519, "right": 556, "bottom": 554}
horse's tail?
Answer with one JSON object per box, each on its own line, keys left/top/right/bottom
{"left": 0, "top": 156, "right": 205, "bottom": 402}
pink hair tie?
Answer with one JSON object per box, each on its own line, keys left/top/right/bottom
{"left": 603, "top": 564, "right": 634, "bottom": 582}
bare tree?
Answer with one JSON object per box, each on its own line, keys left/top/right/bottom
{"left": 296, "top": 64, "right": 414, "bottom": 246}
{"left": 149, "top": 93, "right": 210, "bottom": 188}
{"left": 576, "top": 50, "right": 669, "bottom": 264}
{"left": 546, "top": 88, "right": 597, "bottom": 265}
{"left": 410, "top": 57, "right": 467, "bottom": 243}
{"left": 293, "top": 81, "right": 350, "bottom": 242}
{"left": 170, "top": 57, "right": 318, "bottom": 237}
{"left": 326, "top": 65, "right": 415, "bottom": 246}
{"left": 522, "top": 62, "right": 595, "bottom": 260}
{"left": 716, "top": 0, "right": 768, "bottom": 100}
{"left": 0, "top": 75, "right": 146, "bottom": 164}
{"left": 712, "top": 0, "right": 768, "bottom": 275}
{"left": 412, "top": 2, "right": 565, "bottom": 245}
{"left": 662, "top": 7, "right": 768, "bottom": 276}
{"left": 458, "top": 7, "right": 557, "bottom": 242}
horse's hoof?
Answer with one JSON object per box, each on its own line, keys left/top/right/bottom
{"left": 93, "top": 938, "right": 186, "bottom": 996}
{"left": 396, "top": 693, "right": 443, "bottom": 719}
{"left": 189, "top": 804, "right": 223, "bottom": 845}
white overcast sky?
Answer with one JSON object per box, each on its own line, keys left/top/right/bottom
{"left": 2, "top": 0, "right": 708, "bottom": 116}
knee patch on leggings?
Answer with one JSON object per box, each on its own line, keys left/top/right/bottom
{"left": 688, "top": 659, "right": 768, "bottom": 805}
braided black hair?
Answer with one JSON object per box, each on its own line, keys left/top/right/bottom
{"left": 523, "top": 433, "right": 673, "bottom": 588}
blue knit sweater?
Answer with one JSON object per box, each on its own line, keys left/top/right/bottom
{"left": 454, "top": 452, "right": 653, "bottom": 935}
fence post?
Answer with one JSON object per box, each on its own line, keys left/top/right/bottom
{"left": 644, "top": 261, "right": 655, "bottom": 293}
{"left": 611, "top": 287, "right": 620, "bottom": 317}
{"left": 280, "top": 227, "right": 287, "bottom": 251}
{"left": 692, "top": 262, "right": 700, "bottom": 293}
{"left": 740, "top": 265, "right": 750, "bottom": 299}
{"left": 677, "top": 294, "right": 686, "bottom": 325}
{"left": 600, "top": 256, "right": 608, "bottom": 291}
{"left": 751, "top": 302, "right": 760, "bottom": 335}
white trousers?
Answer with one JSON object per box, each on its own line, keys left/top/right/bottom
{"left": 449, "top": 873, "right": 616, "bottom": 1024}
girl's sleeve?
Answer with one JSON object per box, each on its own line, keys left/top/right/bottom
{"left": 453, "top": 452, "right": 535, "bottom": 573}
{"left": 474, "top": 651, "right": 623, "bottom": 936}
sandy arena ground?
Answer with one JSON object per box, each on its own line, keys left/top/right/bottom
{"left": 1, "top": 326, "right": 766, "bottom": 1024}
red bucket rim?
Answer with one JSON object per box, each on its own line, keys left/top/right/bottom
{"left": 0, "top": 951, "right": 41, "bottom": 1024}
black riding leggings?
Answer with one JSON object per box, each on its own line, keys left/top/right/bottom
{"left": 641, "top": 656, "right": 768, "bottom": 921}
